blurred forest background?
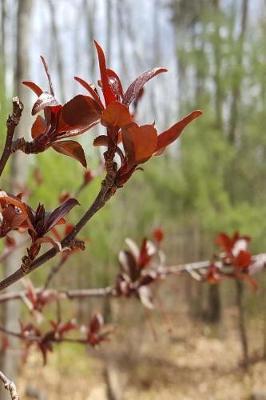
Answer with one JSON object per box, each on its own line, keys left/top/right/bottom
{"left": 0, "top": 0, "right": 266, "bottom": 399}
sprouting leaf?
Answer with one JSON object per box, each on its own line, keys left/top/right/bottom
{"left": 89, "top": 313, "right": 104, "bottom": 334}
{"left": 74, "top": 76, "right": 104, "bottom": 109}
{"left": 123, "top": 67, "right": 167, "bottom": 106}
{"left": 22, "top": 81, "right": 43, "bottom": 96}
{"left": 52, "top": 140, "right": 87, "bottom": 167}
{"left": 93, "top": 135, "right": 109, "bottom": 147}
{"left": 32, "top": 92, "right": 60, "bottom": 115}
{"left": 31, "top": 115, "right": 47, "bottom": 139}
{"left": 101, "top": 101, "right": 132, "bottom": 128}
{"left": 94, "top": 40, "right": 116, "bottom": 105}
{"left": 58, "top": 95, "right": 101, "bottom": 132}
{"left": 106, "top": 68, "right": 124, "bottom": 99}
{"left": 122, "top": 123, "right": 158, "bottom": 165}
{"left": 44, "top": 198, "right": 79, "bottom": 233}
{"left": 156, "top": 110, "right": 202, "bottom": 152}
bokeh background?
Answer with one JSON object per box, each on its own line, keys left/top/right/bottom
{"left": 1, "top": 0, "right": 266, "bottom": 399}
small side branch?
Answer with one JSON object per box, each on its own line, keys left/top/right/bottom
{"left": 0, "top": 97, "right": 23, "bottom": 176}
{"left": 0, "top": 370, "right": 19, "bottom": 400}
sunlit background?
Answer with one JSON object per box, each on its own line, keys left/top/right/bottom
{"left": 1, "top": 0, "right": 266, "bottom": 399}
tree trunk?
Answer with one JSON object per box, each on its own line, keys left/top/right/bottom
{"left": 47, "top": 0, "right": 66, "bottom": 102}
{"left": 0, "top": 0, "right": 6, "bottom": 91}
{"left": 228, "top": 0, "right": 249, "bottom": 143}
{"left": 0, "top": 1, "right": 33, "bottom": 398}
{"left": 235, "top": 280, "right": 249, "bottom": 368}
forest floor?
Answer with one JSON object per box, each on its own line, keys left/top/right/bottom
{"left": 18, "top": 303, "right": 266, "bottom": 400}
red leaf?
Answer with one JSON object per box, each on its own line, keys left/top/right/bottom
{"left": 44, "top": 198, "right": 79, "bottom": 233}
{"left": 216, "top": 233, "right": 233, "bottom": 253}
{"left": 32, "top": 92, "right": 60, "bottom": 115}
{"left": 89, "top": 313, "right": 104, "bottom": 334}
{"left": 153, "top": 228, "right": 164, "bottom": 243}
{"left": 74, "top": 76, "right": 104, "bottom": 109}
{"left": 123, "top": 67, "right": 167, "bottom": 106}
{"left": 234, "top": 250, "right": 252, "bottom": 270}
{"left": 94, "top": 41, "right": 116, "bottom": 105}
{"left": 31, "top": 115, "right": 47, "bottom": 139}
{"left": 106, "top": 68, "right": 124, "bottom": 99}
{"left": 156, "top": 110, "right": 202, "bottom": 152}
{"left": 138, "top": 239, "right": 152, "bottom": 268}
{"left": 0, "top": 192, "right": 34, "bottom": 235}
{"left": 58, "top": 95, "right": 101, "bottom": 133}
{"left": 122, "top": 123, "right": 158, "bottom": 165}
{"left": 101, "top": 101, "right": 132, "bottom": 128}
{"left": 22, "top": 81, "right": 43, "bottom": 96}
{"left": 52, "top": 140, "right": 87, "bottom": 167}
{"left": 93, "top": 135, "right": 109, "bottom": 147}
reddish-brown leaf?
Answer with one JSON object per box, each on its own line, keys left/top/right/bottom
{"left": 31, "top": 115, "right": 47, "bottom": 139}
{"left": 106, "top": 68, "right": 124, "bottom": 99}
{"left": 89, "top": 313, "right": 104, "bottom": 334}
{"left": 94, "top": 41, "right": 116, "bottom": 105}
{"left": 156, "top": 110, "right": 202, "bottom": 152}
{"left": 32, "top": 92, "right": 60, "bottom": 115}
{"left": 22, "top": 81, "right": 43, "bottom": 96}
{"left": 52, "top": 140, "right": 87, "bottom": 167}
{"left": 216, "top": 232, "right": 233, "bottom": 253}
{"left": 153, "top": 228, "right": 164, "bottom": 243}
{"left": 74, "top": 76, "right": 104, "bottom": 109}
{"left": 44, "top": 198, "right": 79, "bottom": 233}
{"left": 93, "top": 135, "right": 109, "bottom": 147}
{"left": 123, "top": 67, "right": 167, "bottom": 106}
{"left": 101, "top": 101, "right": 132, "bottom": 128}
{"left": 234, "top": 250, "right": 252, "bottom": 270}
{"left": 58, "top": 95, "right": 101, "bottom": 133}
{"left": 122, "top": 123, "right": 158, "bottom": 165}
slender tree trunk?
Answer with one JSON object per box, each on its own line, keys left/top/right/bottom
{"left": 116, "top": 0, "right": 129, "bottom": 80}
{"left": 235, "top": 280, "right": 249, "bottom": 368}
{"left": 0, "top": 1, "right": 33, "bottom": 398}
{"left": 105, "top": 0, "right": 112, "bottom": 65}
{"left": 47, "top": 0, "right": 66, "bottom": 102}
{"left": 0, "top": 0, "right": 6, "bottom": 92}
{"left": 213, "top": 0, "right": 223, "bottom": 131}
{"left": 85, "top": 0, "right": 96, "bottom": 79}
{"left": 228, "top": 0, "right": 249, "bottom": 143}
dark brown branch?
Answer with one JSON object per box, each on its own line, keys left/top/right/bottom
{"left": 0, "top": 158, "right": 117, "bottom": 291}
{"left": 0, "top": 370, "right": 19, "bottom": 400}
{"left": 0, "top": 97, "right": 23, "bottom": 176}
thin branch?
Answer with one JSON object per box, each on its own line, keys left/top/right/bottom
{"left": 0, "top": 286, "right": 114, "bottom": 303}
{"left": 0, "top": 370, "right": 19, "bottom": 400}
{"left": 0, "top": 97, "right": 23, "bottom": 176}
{"left": 0, "top": 159, "right": 117, "bottom": 291}
{"left": 0, "top": 324, "right": 90, "bottom": 346}
{"left": 0, "top": 253, "right": 265, "bottom": 304}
